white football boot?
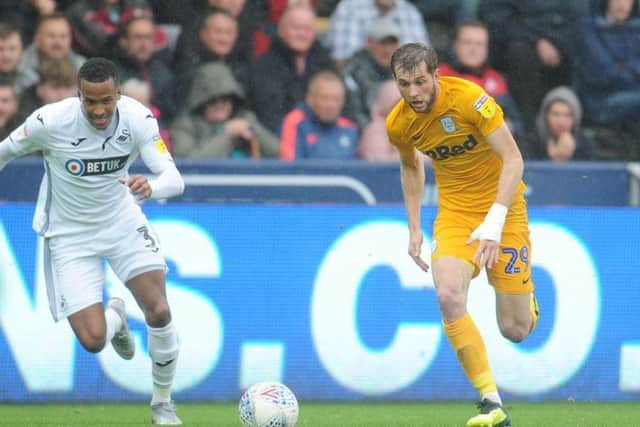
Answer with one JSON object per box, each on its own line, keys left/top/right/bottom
{"left": 151, "top": 401, "right": 182, "bottom": 425}
{"left": 107, "top": 297, "right": 135, "bottom": 360}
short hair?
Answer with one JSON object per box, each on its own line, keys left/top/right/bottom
{"left": 0, "top": 22, "right": 20, "bottom": 40}
{"left": 77, "top": 57, "right": 119, "bottom": 86}
{"left": 453, "top": 20, "right": 488, "bottom": 41}
{"left": 36, "top": 12, "right": 71, "bottom": 31}
{"left": 38, "top": 58, "right": 77, "bottom": 86}
{"left": 390, "top": 43, "right": 438, "bottom": 78}
{"left": 0, "top": 75, "right": 16, "bottom": 96}
{"left": 308, "top": 70, "right": 345, "bottom": 93}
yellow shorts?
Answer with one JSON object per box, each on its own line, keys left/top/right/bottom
{"left": 431, "top": 209, "right": 534, "bottom": 294}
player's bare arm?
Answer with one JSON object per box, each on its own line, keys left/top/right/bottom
{"left": 467, "top": 122, "right": 524, "bottom": 269}
{"left": 399, "top": 145, "right": 429, "bottom": 272}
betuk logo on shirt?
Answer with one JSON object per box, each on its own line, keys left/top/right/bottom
{"left": 65, "top": 154, "right": 129, "bottom": 176}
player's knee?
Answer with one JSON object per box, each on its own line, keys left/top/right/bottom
{"left": 436, "top": 287, "right": 466, "bottom": 318}
{"left": 78, "top": 332, "right": 107, "bottom": 353}
{"left": 498, "top": 320, "right": 529, "bottom": 343}
{"left": 144, "top": 301, "right": 171, "bottom": 328}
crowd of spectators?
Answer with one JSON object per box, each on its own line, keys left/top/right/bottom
{"left": 0, "top": 0, "right": 638, "bottom": 162}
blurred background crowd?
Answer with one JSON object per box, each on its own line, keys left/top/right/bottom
{"left": 0, "top": 0, "right": 638, "bottom": 162}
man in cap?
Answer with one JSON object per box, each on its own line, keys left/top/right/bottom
{"left": 342, "top": 16, "right": 400, "bottom": 129}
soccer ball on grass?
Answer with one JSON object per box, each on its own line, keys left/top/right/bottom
{"left": 238, "top": 381, "right": 299, "bottom": 427}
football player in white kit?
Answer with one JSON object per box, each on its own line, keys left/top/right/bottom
{"left": 0, "top": 58, "right": 184, "bottom": 425}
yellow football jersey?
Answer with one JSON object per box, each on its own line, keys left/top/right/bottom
{"left": 386, "top": 76, "right": 526, "bottom": 217}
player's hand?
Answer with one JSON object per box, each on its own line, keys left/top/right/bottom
{"left": 119, "top": 175, "right": 151, "bottom": 200}
{"left": 409, "top": 231, "right": 429, "bottom": 272}
{"left": 466, "top": 203, "right": 508, "bottom": 269}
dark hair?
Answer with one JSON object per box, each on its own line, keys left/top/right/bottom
{"left": 77, "top": 57, "right": 119, "bottom": 86}
{"left": 390, "top": 43, "right": 438, "bottom": 78}
{"left": 0, "top": 22, "right": 20, "bottom": 40}
{"left": 0, "top": 75, "right": 16, "bottom": 95}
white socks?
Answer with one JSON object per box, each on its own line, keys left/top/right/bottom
{"left": 104, "top": 306, "right": 123, "bottom": 343}
{"left": 148, "top": 321, "right": 179, "bottom": 405}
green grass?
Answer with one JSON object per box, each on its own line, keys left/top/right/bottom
{"left": 0, "top": 402, "right": 638, "bottom": 426}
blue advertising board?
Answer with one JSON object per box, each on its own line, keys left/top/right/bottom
{"left": 0, "top": 204, "right": 639, "bottom": 402}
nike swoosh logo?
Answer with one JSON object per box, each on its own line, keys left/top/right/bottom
{"left": 155, "top": 359, "right": 175, "bottom": 367}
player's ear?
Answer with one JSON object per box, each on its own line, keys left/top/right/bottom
{"left": 433, "top": 67, "right": 440, "bottom": 79}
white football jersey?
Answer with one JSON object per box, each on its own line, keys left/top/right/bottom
{"left": 4, "top": 96, "right": 175, "bottom": 237}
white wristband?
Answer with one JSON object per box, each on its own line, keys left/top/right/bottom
{"left": 469, "top": 203, "right": 508, "bottom": 243}
{"left": 485, "top": 203, "right": 508, "bottom": 227}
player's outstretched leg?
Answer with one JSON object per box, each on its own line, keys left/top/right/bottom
{"left": 466, "top": 399, "right": 511, "bottom": 427}
{"left": 149, "top": 321, "right": 181, "bottom": 425}
{"left": 106, "top": 297, "right": 135, "bottom": 360}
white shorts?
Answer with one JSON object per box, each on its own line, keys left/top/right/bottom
{"left": 43, "top": 213, "right": 166, "bottom": 321}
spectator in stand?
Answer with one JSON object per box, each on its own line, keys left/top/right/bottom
{"left": 173, "top": 10, "right": 250, "bottom": 107}
{"left": 356, "top": 79, "right": 401, "bottom": 161}
{"left": 65, "top": 0, "right": 165, "bottom": 58}
{"left": 17, "top": 12, "right": 85, "bottom": 91}
{"left": 280, "top": 70, "right": 358, "bottom": 161}
{"left": 121, "top": 78, "right": 173, "bottom": 153}
{"left": 113, "top": 15, "right": 176, "bottom": 124}
{"left": 574, "top": 0, "right": 640, "bottom": 150}
{"left": 170, "top": 62, "right": 280, "bottom": 159}
{"left": 532, "top": 86, "right": 593, "bottom": 161}
{"left": 342, "top": 16, "right": 399, "bottom": 130}
{"left": 173, "top": 0, "right": 259, "bottom": 78}
{"left": 0, "top": 23, "right": 28, "bottom": 96}
{"left": 253, "top": 0, "right": 316, "bottom": 57}
{"left": 0, "top": 0, "right": 59, "bottom": 47}
{"left": 479, "top": 0, "right": 587, "bottom": 131}
{"left": 0, "top": 77, "right": 21, "bottom": 140}
{"left": 439, "top": 20, "right": 524, "bottom": 142}
{"left": 249, "top": 4, "right": 335, "bottom": 133}
{"left": 17, "top": 57, "right": 76, "bottom": 121}
{"left": 326, "top": 0, "right": 429, "bottom": 68}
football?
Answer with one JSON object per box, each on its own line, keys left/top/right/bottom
{"left": 238, "top": 381, "right": 299, "bottom": 427}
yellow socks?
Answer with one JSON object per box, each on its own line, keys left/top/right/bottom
{"left": 443, "top": 312, "right": 496, "bottom": 396}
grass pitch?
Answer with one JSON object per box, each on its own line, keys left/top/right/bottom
{"left": 0, "top": 402, "right": 637, "bottom": 426}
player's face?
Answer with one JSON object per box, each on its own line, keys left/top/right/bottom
{"left": 394, "top": 62, "right": 439, "bottom": 113}
{"left": 79, "top": 78, "right": 120, "bottom": 130}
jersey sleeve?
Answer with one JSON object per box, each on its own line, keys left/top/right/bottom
{"left": 464, "top": 84, "right": 504, "bottom": 137}
{"left": 134, "top": 109, "right": 174, "bottom": 173}
{"left": 0, "top": 110, "right": 48, "bottom": 170}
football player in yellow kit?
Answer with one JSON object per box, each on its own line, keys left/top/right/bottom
{"left": 386, "top": 43, "right": 540, "bottom": 427}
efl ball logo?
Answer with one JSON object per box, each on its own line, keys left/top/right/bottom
{"left": 65, "top": 159, "right": 85, "bottom": 176}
